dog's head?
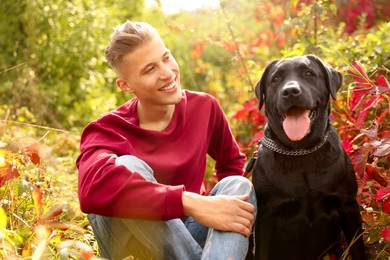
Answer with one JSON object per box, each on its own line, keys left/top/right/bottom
{"left": 255, "top": 55, "right": 342, "bottom": 145}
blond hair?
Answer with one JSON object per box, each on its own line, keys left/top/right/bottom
{"left": 105, "top": 21, "right": 158, "bottom": 71}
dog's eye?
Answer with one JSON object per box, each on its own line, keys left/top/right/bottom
{"left": 305, "top": 71, "right": 314, "bottom": 77}
{"left": 272, "top": 76, "right": 280, "bottom": 82}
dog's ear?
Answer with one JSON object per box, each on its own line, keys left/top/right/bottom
{"left": 307, "top": 55, "right": 342, "bottom": 100}
{"left": 256, "top": 60, "right": 279, "bottom": 110}
{"left": 254, "top": 79, "right": 263, "bottom": 110}
{"left": 325, "top": 65, "right": 343, "bottom": 100}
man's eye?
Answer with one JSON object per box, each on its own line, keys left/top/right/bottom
{"left": 146, "top": 67, "right": 155, "bottom": 73}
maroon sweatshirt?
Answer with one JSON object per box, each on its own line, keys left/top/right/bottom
{"left": 76, "top": 90, "right": 245, "bottom": 221}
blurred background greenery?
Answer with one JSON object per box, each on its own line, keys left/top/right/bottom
{"left": 0, "top": 0, "right": 386, "bottom": 131}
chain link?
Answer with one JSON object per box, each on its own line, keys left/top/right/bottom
{"left": 260, "top": 130, "right": 330, "bottom": 156}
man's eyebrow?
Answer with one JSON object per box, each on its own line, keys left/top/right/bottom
{"left": 140, "top": 50, "right": 171, "bottom": 73}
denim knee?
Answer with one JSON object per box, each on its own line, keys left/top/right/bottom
{"left": 115, "top": 155, "right": 156, "bottom": 182}
{"left": 213, "top": 175, "right": 254, "bottom": 195}
{"left": 210, "top": 175, "right": 257, "bottom": 215}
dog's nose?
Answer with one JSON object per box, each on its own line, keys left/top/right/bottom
{"left": 282, "top": 81, "right": 301, "bottom": 98}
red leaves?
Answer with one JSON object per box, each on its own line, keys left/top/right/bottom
{"left": 340, "top": 59, "right": 390, "bottom": 244}
{"left": 33, "top": 189, "right": 85, "bottom": 233}
{"left": 347, "top": 61, "right": 390, "bottom": 166}
{"left": 191, "top": 39, "right": 205, "bottom": 59}
{"left": 374, "top": 187, "right": 390, "bottom": 201}
{"left": 24, "top": 143, "right": 41, "bottom": 166}
{"left": 0, "top": 149, "right": 20, "bottom": 186}
{"left": 0, "top": 140, "right": 43, "bottom": 187}
{"left": 367, "top": 160, "right": 388, "bottom": 187}
{"left": 337, "top": 0, "right": 376, "bottom": 33}
{"left": 232, "top": 98, "right": 266, "bottom": 124}
{"left": 381, "top": 227, "right": 390, "bottom": 242}
{"left": 348, "top": 61, "right": 389, "bottom": 128}
{"left": 232, "top": 98, "right": 266, "bottom": 147}
{"left": 374, "top": 187, "right": 390, "bottom": 216}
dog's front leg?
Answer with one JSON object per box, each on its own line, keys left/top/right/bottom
{"left": 340, "top": 200, "right": 366, "bottom": 260}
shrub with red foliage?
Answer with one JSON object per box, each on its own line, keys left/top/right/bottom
{"left": 336, "top": 0, "right": 390, "bottom": 34}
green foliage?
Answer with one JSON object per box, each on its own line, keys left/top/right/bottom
{"left": 0, "top": 106, "right": 91, "bottom": 258}
{"left": 0, "top": 0, "right": 145, "bottom": 129}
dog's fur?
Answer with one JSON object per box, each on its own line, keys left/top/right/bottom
{"left": 250, "top": 55, "right": 366, "bottom": 259}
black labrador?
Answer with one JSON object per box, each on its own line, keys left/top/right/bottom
{"left": 249, "top": 55, "right": 366, "bottom": 259}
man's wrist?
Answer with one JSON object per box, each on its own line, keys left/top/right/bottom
{"left": 182, "top": 191, "right": 201, "bottom": 217}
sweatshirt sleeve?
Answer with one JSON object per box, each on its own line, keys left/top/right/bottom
{"left": 207, "top": 96, "right": 246, "bottom": 180}
{"left": 76, "top": 121, "right": 186, "bottom": 221}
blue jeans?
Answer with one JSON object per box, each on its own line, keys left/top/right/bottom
{"left": 87, "top": 155, "right": 257, "bottom": 259}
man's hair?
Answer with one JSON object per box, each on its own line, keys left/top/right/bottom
{"left": 105, "top": 21, "right": 158, "bottom": 71}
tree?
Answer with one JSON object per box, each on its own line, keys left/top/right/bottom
{"left": 0, "top": 0, "right": 144, "bottom": 129}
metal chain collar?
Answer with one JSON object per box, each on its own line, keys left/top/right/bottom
{"left": 260, "top": 130, "right": 330, "bottom": 156}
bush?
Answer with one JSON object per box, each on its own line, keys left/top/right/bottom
{"left": 0, "top": 106, "right": 95, "bottom": 259}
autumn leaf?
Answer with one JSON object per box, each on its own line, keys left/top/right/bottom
{"left": 374, "top": 188, "right": 390, "bottom": 214}
{"left": 341, "top": 140, "right": 353, "bottom": 155}
{"left": 375, "top": 74, "right": 390, "bottom": 91}
{"left": 0, "top": 149, "right": 20, "bottom": 186}
{"left": 361, "top": 121, "right": 378, "bottom": 139}
{"left": 40, "top": 204, "right": 65, "bottom": 222}
{"left": 383, "top": 199, "right": 390, "bottom": 215}
{"left": 380, "top": 227, "right": 390, "bottom": 242}
{"left": 348, "top": 61, "right": 376, "bottom": 123}
{"left": 32, "top": 187, "right": 43, "bottom": 219}
{"left": 370, "top": 138, "right": 390, "bottom": 157}
{"left": 367, "top": 159, "right": 388, "bottom": 186}
{"left": 374, "top": 188, "right": 390, "bottom": 201}
{"left": 42, "top": 220, "right": 73, "bottom": 231}
{"left": 24, "top": 143, "right": 41, "bottom": 166}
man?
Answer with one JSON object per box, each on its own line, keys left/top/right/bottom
{"left": 76, "top": 20, "right": 256, "bottom": 259}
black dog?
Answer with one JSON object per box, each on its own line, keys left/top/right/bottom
{"left": 250, "top": 55, "right": 366, "bottom": 259}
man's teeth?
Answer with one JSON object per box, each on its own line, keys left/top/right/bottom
{"left": 160, "top": 82, "right": 175, "bottom": 91}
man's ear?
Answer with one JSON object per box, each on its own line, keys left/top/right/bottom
{"left": 116, "top": 78, "right": 134, "bottom": 93}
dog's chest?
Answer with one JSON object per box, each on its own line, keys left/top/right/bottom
{"left": 252, "top": 148, "right": 349, "bottom": 218}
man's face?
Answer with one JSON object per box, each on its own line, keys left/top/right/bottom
{"left": 117, "top": 35, "right": 182, "bottom": 106}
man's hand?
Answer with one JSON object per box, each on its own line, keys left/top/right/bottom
{"left": 182, "top": 191, "right": 255, "bottom": 237}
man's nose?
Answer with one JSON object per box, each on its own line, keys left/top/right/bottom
{"left": 160, "top": 64, "right": 174, "bottom": 79}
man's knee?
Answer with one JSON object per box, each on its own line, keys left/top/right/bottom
{"left": 220, "top": 175, "right": 254, "bottom": 192}
{"left": 212, "top": 176, "right": 254, "bottom": 196}
{"left": 115, "top": 155, "right": 156, "bottom": 182}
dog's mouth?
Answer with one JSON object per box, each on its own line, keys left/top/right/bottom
{"left": 281, "top": 107, "right": 317, "bottom": 141}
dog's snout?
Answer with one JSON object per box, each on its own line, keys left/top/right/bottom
{"left": 282, "top": 81, "right": 301, "bottom": 98}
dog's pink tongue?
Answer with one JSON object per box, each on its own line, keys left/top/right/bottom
{"left": 283, "top": 108, "right": 311, "bottom": 141}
